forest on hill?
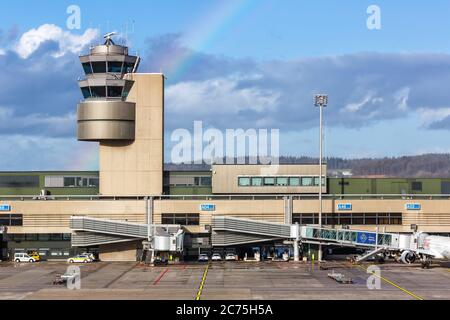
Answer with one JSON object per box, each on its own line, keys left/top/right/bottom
{"left": 165, "top": 154, "right": 450, "bottom": 178}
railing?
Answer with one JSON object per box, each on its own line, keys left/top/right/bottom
{"left": 213, "top": 216, "right": 291, "bottom": 238}
{"left": 1, "top": 194, "right": 450, "bottom": 201}
{"left": 302, "top": 226, "right": 394, "bottom": 248}
{"left": 211, "top": 216, "right": 403, "bottom": 249}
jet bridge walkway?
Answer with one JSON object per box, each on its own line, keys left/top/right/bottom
{"left": 70, "top": 216, "right": 184, "bottom": 251}
{"left": 211, "top": 216, "right": 408, "bottom": 256}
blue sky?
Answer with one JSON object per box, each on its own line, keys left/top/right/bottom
{"left": 1, "top": 1, "right": 450, "bottom": 170}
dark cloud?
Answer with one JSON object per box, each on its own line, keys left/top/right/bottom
{"left": 2, "top": 32, "right": 450, "bottom": 145}
{"left": 0, "top": 41, "right": 83, "bottom": 137}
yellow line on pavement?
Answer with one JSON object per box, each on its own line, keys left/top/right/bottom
{"left": 195, "top": 263, "right": 210, "bottom": 301}
{"left": 355, "top": 264, "right": 424, "bottom": 300}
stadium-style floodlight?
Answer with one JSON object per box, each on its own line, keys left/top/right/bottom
{"left": 314, "top": 94, "right": 328, "bottom": 108}
{"left": 314, "top": 94, "right": 328, "bottom": 262}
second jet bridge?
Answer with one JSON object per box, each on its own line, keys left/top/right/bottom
{"left": 211, "top": 216, "right": 410, "bottom": 252}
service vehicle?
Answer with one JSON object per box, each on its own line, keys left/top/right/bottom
{"left": 14, "top": 253, "right": 35, "bottom": 263}
{"left": 67, "top": 254, "right": 92, "bottom": 264}
{"left": 225, "top": 253, "right": 237, "bottom": 261}
{"left": 211, "top": 253, "right": 222, "bottom": 261}
{"left": 198, "top": 254, "right": 209, "bottom": 262}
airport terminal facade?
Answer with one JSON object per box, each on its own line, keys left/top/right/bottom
{"left": 1, "top": 39, "right": 450, "bottom": 261}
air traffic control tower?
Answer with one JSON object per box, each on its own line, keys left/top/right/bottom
{"left": 77, "top": 33, "right": 164, "bottom": 196}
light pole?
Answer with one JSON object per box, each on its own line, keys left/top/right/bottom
{"left": 314, "top": 94, "right": 328, "bottom": 262}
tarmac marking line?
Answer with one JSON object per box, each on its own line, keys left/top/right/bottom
{"left": 104, "top": 263, "right": 139, "bottom": 289}
{"left": 195, "top": 263, "right": 210, "bottom": 301}
{"left": 353, "top": 263, "right": 424, "bottom": 300}
{"left": 152, "top": 268, "right": 169, "bottom": 285}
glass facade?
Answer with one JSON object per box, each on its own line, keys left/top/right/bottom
{"left": 0, "top": 176, "right": 39, "bottom": 188}
{"left": 293, "top": 213, "right": 402, "bottom": 225}
{"left": 161, "top": 214, "right": 200, "bottom": 226}
{"left": 0, "top": 214, "right": 23, "bottom": 226}
{"left": 62, "top": 176, "right": 99, "bottom": 188}
{"left": 238, "top": 176, "right": 326, "bottom": 187}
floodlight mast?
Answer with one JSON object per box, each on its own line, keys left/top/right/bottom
{"left": 314, "top": 94, "right": 328, "bottom": 262}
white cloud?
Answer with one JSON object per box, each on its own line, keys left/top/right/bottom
{"left": 14, "top": 24, "right": 98, "bottom": 59}
{"left": 418, "top": 107, "right": 450, "bottom": 127}
{"left": 166, "top": 76, "right": 281, "bottom": 116}
{"left": 394, "top": 87, "right": 410, "bottom": 111}
{"left": 343, "top": 93, "right": 383, "bottom": 113}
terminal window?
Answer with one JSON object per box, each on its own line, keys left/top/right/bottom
{"left": 161, "top": 214, "right": 200, "bottom": 226}
{"left": 0, "top": 214, "right": 23, "bottom": 226}
{"left": 0, "top": 175, "right": 39, "bottom": 188}
{"left": 237, "top": 176, "right": 325, "bottom": 187}
{"left": 238, "top": 177, "right": 251, "bottom": 186}
{"left": 293, "top": 213, "right": 402, "bottom": 225}
{"left": 411, "top": 181, "right": 422, "bottom": 192}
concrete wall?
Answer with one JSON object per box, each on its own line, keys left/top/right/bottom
{"left": 99, "top": 240, "right": 141, "bottom": 262}
{"left": 4, "top": 200, "right": 146, "bottom": 234}
{"left": 99, "top": 74, "right": 164, "bottom": 196}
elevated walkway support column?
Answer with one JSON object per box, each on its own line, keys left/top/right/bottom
{"left": 146, "top": 197, "right": 153, "bottom": 240}
{"left": 284, "top": 196, "right": 293, "bottom": 224}
{"left": 293, "top": 239, "right": 300, "bottom": 262}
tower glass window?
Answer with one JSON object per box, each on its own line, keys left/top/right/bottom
{"left": 108, "top": 61, "right": 123, "bottom": 73}
{"left": 82, "top": 62, "right": 92, "bottom": 74}
{"left": 124, "top": 62, "right": 135, "bottom": 74}
{"left": 107, "top": 86, "right": 123, "bottom": 98}
{"left": 91, "top": 62, "right": 107, "bottom": 73}
{"left": 91, "top": 86, "right": 106, "bottom": 98}
{"left": 81, "top": 87, "right": 91, "bottom": 99}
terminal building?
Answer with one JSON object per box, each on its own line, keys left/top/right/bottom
{"left": 1, "top": 37, "right": 450, "bottom": 262}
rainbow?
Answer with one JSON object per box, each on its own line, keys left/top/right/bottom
{"left": 70, "top": 0, "right": 258, "bottom": 170}
{"left": 164, "top": 0, "right": 259, "bottom": 82}
{"left": 66, "top": 142, "right": 99, "bottom": 171}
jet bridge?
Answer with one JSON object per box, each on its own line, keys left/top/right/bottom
{"left": 70, "top": 216, "right": 184, "bottom": 253}
{"left": 211, "top": 216, "right": 413, "bottom": 261}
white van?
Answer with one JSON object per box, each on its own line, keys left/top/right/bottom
{"left": 14, "top": 252, "right": 36, "bottom": 263}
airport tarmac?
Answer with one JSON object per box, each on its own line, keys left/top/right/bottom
{"left": 0, "top": 260, "right": 449, "bottom": 300}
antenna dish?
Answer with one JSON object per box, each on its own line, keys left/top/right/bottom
{"left": 103, "top": 32, "right": 117, "bottom": 45}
